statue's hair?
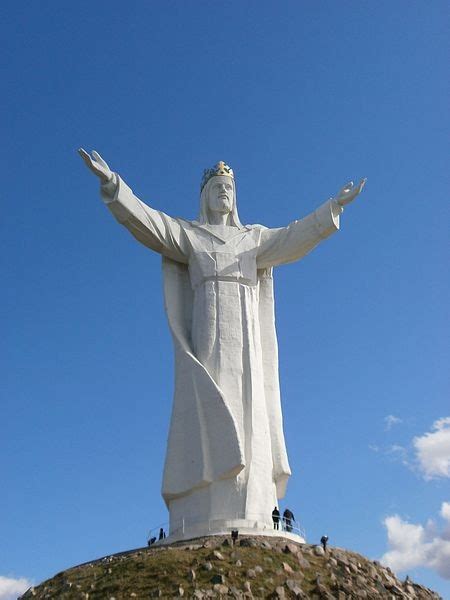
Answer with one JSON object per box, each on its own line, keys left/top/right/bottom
{"left": 198, "top": 176, "right": 243, "bottom": 228}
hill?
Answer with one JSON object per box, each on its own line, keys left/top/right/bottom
{"left": 20, "top": 535, "right": 441, "bottom": 599}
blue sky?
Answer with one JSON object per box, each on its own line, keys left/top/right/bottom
{"left": 1, "top": 1, "right": 449, "bottom": 597}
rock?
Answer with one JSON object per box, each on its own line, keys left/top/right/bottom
{"left": 188, "top": 569, "right": 196, "bottom": 581}
{"left": 349, "top": 562, "right": 359, "bottom": 573}
{"left": 317, "top": 583, "right": 334, "bottom": 599}
{"left": 285, "top": 579, "right": 300, "bottom": 592}
{"left": 229, "top": 586, "right": 244, "bottom": 599}
{"left": 254, "top": 565, "right": 263, "bottom": 574}
{"left": 246, "top": 569, "right": 256, "bottom": 579}
{"left": 297, "top": 555, "right": 310, "bottom": 569}
{"left": 211, "top": 574, "right": 226, "bottom": 585}
{"left": 235, "top": 560, "right": 242, "bottom": 567}
{"left": 212, "top": 550, "right": 225, "bottom": 560}
{"left": 177, "top": 586, "right": 185, "bottom": 597}
{"left": 261, "top": 541, "right": 272, "bottom": 549}
{"left": 282, "top": 561, "right": 294, "bottom": 574}
{"left": 313, "top": 545, "right": 325, "bottom": 556}
{"left": 243, "top": 581, "right": 252, "bottom": 592}
{"left": 274, "top": 586, "right": 286, "bottom": 599}
{"left": 389, "top": 584, "right": 405, "bottom": 595}
{"left": 328, "top": 557, "right": 338, "bottom": 567}
{"left": 203, "top": 562, "right": 213, "bottom": 571}
{"left": 334, "top": 551, "right": 349, "bottom": 566}
{"left": 367, "top": 566, "right": 378, "bottom": 579}
{"left": 383, "top": 573, "right": 398, "bottom": 587}
{"left": 193, "top": 592, "right": 204, "bottom": 599}
{"left": 240, "top": 538, "right": 257, "bottom": 547}
{"left": 213, "top": 583, "right": 229, "bottom": 594}
{"left": 283, "top": 543, "right": 299, "bottom": 555}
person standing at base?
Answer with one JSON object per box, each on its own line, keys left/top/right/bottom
{"left": 321, "top": 535, "right": 329, "bottom": 552}
{"left": 283, "top": 508, "right": 295, "bottom": 532}
{"left": 272, "top": 507, "right": 280, "bottom": 530}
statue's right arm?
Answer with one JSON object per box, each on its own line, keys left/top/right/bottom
{"left": 100, "top": 174, "right": 189, "bottom": 263}
{"left": 79, "top": 149, "right": 188, "bottom": 263}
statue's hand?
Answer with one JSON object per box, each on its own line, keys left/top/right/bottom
{"left": 78, "top": 148, "right": 113, "bottom": 184}
{"left": 335, "top": 178, "right": 367, "bottom": 207}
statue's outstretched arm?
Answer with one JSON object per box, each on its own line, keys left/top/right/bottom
{"left": 256, "top": 178, "right": 366, "bottom": 269}
{"left": 78, "top": 149, "right": 188, "bottom": 263}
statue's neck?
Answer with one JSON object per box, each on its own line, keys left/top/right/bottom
{"left": 207, "top": 211, "right": 231, "bottom": 226}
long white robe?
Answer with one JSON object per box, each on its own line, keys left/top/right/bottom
{"left": 102, "top": 176, "right": 341, "bottom": 529}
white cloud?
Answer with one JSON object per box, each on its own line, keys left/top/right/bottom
{"left": 413, "top": 417, "right": 450, "bottom": 480}
{"left": 441, "top": 501, "right": 450, "bottom": 525}
{"left": 384, "top": 415, "right": 402, "bottom": 431}
{"left": 0, "top": 575, "right": 32, "bottom": 600}
{"left": 381, "top": 502, "right": 450, "bottom": 580}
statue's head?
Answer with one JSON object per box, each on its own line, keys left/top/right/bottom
{"left": 199, "top": 161, "right": 242, "bottom": 227}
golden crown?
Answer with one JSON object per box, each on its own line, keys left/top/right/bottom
{"left": 201, "top": 161, "right": 234, "bottom": 190}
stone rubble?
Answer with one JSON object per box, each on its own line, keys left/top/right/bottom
{"left": 20, "top": 535, "right": 442, "bottom": 599}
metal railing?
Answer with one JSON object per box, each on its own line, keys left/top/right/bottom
{"left": 147, "top": 512, "right": 306, "bottom": 544}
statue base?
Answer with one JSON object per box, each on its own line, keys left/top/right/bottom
{"left": 161, "top": 518, "right": 306, "bottom": 544}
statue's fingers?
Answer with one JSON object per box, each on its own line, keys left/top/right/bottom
{"left": 92, "top": 150, "right": 109, "bottom": 168}
{"left": 340, "top": 180, "right": 353, "bottom": 194}
{"left": 78, "top": 148, "right": 94, "bottom": 166}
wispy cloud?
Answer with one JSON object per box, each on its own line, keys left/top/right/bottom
{"left": 0, "top": 575, "right": 32, "bottom": 600}
{"left": 381, "top": 502, "right": 450, "bottom": 580}
{"left": 413, "top": 417, "right": 450, "bottom": 480}
{"left": 384, "top": 415, "right": 403, "bottom": 431}
{"left": 386, "top": 444, "right": 410, "bottom": 467}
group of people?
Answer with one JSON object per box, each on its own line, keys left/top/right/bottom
{"left": 272, "top": 507, "right": 296, "bottom": 532}
{"left": 147, "top": 527, "right": 166, "bottom": 546}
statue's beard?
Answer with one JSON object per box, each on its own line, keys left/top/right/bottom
{"left": 216, "top": 196, "right": 232, "bottom": 213}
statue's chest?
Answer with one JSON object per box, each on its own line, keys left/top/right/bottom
{"left": 184, "top": 227, "right": 260, "bottom": 288}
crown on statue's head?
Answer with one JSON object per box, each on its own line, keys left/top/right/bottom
{"left": 201, "top": 161, "right": 234, "bottom": 190}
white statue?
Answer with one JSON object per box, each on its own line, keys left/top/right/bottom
{"left": 79, "top": 149, "right": 365, "bottom": 539}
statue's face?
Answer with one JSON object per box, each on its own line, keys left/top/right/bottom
{"left": 207, "top": 176, "right": 234, "bottom": 215}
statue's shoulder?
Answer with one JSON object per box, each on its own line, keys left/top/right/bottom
{"left": 248, "top": 223, "right": 268, "bottom": 231}
{"left": 176, "top": 217, "right": 194, "bottom": 227}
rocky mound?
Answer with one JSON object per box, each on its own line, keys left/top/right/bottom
{"left": 20, "top": 535, "right": 441, "bottom": 599}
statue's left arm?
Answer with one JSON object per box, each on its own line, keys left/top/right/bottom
{"left": 256, "top": 179, "right": 365, "bottom": 268}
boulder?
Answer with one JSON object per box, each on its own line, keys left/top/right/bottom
{"left": 313, "top": 545, "right": 325, "bottom": 556}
